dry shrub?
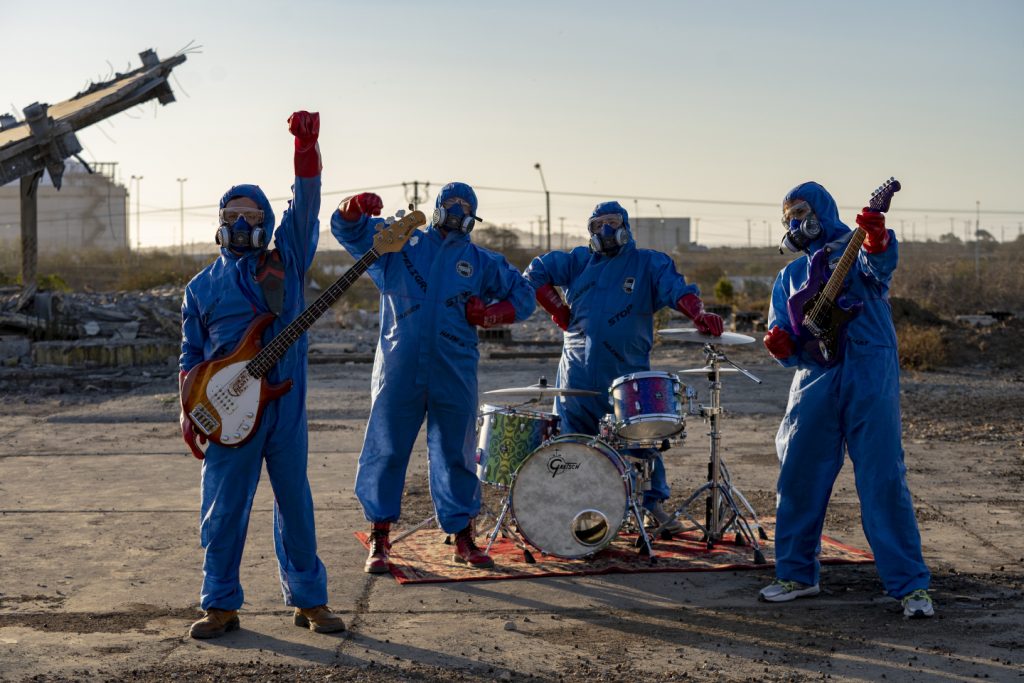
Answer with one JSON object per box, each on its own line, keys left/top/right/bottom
{"left": 897, "top": 324, "right": 947, "bottom": 370}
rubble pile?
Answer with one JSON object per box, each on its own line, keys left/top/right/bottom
{"left": 0, "top": 285, "right": 184, "bottom": 342}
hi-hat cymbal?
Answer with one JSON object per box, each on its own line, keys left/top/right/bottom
{"left": 679, "top": 366, "right": 741, "bottom": 374}
{"left": 657, "top": 328, "right": 756, "bottom": 345}
{"left": 483, "top": 385, "right": 601, "bottom": 398}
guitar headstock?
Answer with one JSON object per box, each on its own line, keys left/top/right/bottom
{"left": 372, "top": 209, "right": 427, "bottom": 254}
{"left": 868, "top": 177, "right": 902, "bottom": 214}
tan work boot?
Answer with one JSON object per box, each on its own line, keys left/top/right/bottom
{"left": 293, "top": 605, "right": 346, "bottom": 633}
{"left": 365, "top": 521, "right": 391, "bottom": 574}
{"left": 645, "top": 501, "right": 684, "bottom": 535}
{"left": 189, "top": 608, "right": 239, "bottom": 639}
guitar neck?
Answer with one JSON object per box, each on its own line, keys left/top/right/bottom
{"left": 818, "top": 229, "right": 866, "bottom": 304}
{"left": 246, "top": 247, "right": 380, "bottom": 378}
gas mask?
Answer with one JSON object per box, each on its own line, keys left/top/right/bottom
{"left": 779, "top": 200, "right": 822, "bottom": 254}
{"left": 432, "top": 197, "right": 479, "bottom": 235}
{"left": 588, "top": 213, "right": 629, "bottom": 256}
{"left": 216, "top": 207, "right": 266, "bottom": 251}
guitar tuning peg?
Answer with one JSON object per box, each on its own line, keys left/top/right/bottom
{"left": 385, "top": 216, "right": 396, "bottom": 226}
{"left": 395, "top": 209, "right": 406, "bottom": 218}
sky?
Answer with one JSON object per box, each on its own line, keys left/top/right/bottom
{"left": 2, "top": 0, "right": 1023, "bottom": 250}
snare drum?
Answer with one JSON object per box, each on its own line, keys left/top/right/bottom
{"left": 510, "top": 435, "right": 631, "bottom": 559}
{"left": 476, "top": 405, "right": 560, "bottom": 486}
{"left": 609, "top": 371, "right": 685, "bottom": 441}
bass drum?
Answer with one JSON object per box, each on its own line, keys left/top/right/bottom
{"left": 510, "top": 435, "right": 631, "bottom": 559}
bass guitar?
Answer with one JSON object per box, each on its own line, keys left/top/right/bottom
{"left": 181, "top": 210, "right": 426, "bottom": 446}
{"left": 786, "top": 177, "right": 901, "bottom": 367}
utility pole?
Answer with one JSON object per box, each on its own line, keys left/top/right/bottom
{"left": 763, "top": 219, "right": 769, "bottom": 247}
{"left": 655, "top": 203, "right": 667, "bottom": 249}
{"left": 924, "top": 214, "right": 928, "bottom": 242}
{"left": 746, "top": 219, "right": 751, "bottom": 248}
{"left": 176, "top": 177, "right": 187, "bottom": 263}
{"left": 130, "top": 175, "right": 143, "bottom": 253}
{"left": 402, "top": 181, "right": 430, "bottom": 210}
{"left": 694, "top": 217, "right": 700, "bottom": 246}
{"left": 559, "top": 217, "right": 566, "bottom": 249}
{"left": 533, "top": 163, "right": 551, "bottom": 251}
{"left": 975, "top": 200, "right": 981, "bottom": 282}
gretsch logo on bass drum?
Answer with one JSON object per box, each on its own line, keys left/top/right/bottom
{"left": 548, "top": 456, "right": 581, "bottom": 478}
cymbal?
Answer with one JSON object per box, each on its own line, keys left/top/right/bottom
{"left": 483, "top": 385, "right": 601, "bottom": 398}
{"left": 657, "top": 328, "right": 756, "bottom": 345}
{"left": 679, "top": 366, "right": 741, "bottom": 374}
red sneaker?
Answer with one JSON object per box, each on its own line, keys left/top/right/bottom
{"left": 452, "top": 524, "right": 494, "bottom": 569}
{"left": 364, "top": 522, "right": 391, "bottom": 574}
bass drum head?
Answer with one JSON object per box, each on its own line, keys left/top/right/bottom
{"left": 510, "top": 435, "right": 630, "bottom": 559}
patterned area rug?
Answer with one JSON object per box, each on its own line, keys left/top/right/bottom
{"left": 355, "top": 519, "right": 873, "bottom": 585}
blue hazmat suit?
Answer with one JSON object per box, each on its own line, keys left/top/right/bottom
{"left": 768, "top": 181, "right": 930, "bottom": 597}
{"left": 180, "top": 178, "right": 327, "bottom": 611}
{"left": 523, "top": 201, "right": 699, "bottom": 507}
{"left": 332, "top": 182, "right": 536, "bottom": 534}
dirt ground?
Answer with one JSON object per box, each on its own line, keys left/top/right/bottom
{"left": 0, "top": 318, "right": 1022, "bottom": 682}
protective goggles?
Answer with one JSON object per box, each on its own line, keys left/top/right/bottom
{"left": 442, "top": 197, "right": 474, "bottom": 215}
{"left": 219, "top": 207, "right": 265, "bottom": 227}
{"left": 588, "top": 213, "right": 624, "bottom": 232}
{"left": 781, "top": 200, "right": 812, "bottom": 227}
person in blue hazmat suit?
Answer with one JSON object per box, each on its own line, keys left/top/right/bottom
{"left": 524, "top": 201, "right": 724, "bottom": 531}
{"left": 760, "top": 181, "right": 933, "bottom": 618}
{"left": 331, "top": 182, "right": 536, "bottom": 573}
{"left": 178, "top": 112, "right": 345, "bottom": 638}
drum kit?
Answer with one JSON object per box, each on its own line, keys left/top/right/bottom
{"left": 469, "top": 329, "right": 768, "bottom": 565}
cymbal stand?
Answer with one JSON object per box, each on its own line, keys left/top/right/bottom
{"left": 655, "top": 342, "right": 768, "bottom": 563}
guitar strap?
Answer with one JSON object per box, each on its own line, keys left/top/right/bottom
{"left": 255, "top": 248, "right": 285, "bottom": 316}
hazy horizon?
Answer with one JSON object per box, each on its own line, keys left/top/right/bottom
{"left": 3, "top": 0, "right": 1022, "bottom": 249}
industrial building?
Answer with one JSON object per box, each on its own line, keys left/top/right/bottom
{"left": 0, "top": 161, "right": 128, "bottom": 253}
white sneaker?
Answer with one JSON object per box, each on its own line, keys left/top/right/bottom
{"left": 758, "top": 579, "right": 820, "bottom": 603}
{"left": 901, "top": 589, "right": 935, "bottom": 618}
{"left": 645, "top": 502, "right": 684, "bottom": 534}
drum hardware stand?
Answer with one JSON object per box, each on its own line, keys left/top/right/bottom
{"left": 624, "top": 456, "right": 658, "bottom": 561}
{"left": 483, "top": 477, "right": 538, "bottom": 564}
{"left": 655, "top": 342, "right": 768, "bottom": 564}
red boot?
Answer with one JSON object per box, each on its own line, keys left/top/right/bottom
{"left": 364, "top": 522, "right": 391, "bottom": 574}
{"left": 452, "top": 523, "right": 494, "bottom": 569}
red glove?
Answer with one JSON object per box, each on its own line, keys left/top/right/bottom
{"left": 675, "top": 293, "right": 724, "bottom": 336}
{"left": 466, "top": 296, "right": 516, "bottom": 328}
{"left": 179, "top": 370, "right": 206, "bottom": 460}
{"left": 338, "top": 193, "right": 384, "bottom": 222}
{"left": 856, "top": 207, "right": 890, "bottom": 254}
{"left": 763, "top": 326, "right": 795, "bottom": 361}
{"left": 535, "top": 283, "right": 570, "bottom": 331}
{"left": 288, "top": 111, "right": 321, "bottom": 178}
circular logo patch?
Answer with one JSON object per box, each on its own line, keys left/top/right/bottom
{"left": 456, "top": 260, "right": 473, "bottom": 278}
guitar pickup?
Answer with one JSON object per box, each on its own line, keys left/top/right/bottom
{"left": 189, "top": 404, "right": 220, "bottom": 436}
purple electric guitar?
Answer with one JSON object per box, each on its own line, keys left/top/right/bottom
{"left": 786, "top": 177, "right": 901, "bottom": 367}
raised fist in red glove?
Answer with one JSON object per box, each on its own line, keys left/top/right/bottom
{"left": 763, "top": 326, "right": 795, "bottom": 361}
{"left": 179, "top": 370, "right": 206, "bottom": 460}
{"left": 856, "top": 207, "right": 890, "bottom": 254}
{"left": 535, "top": 283, "right": 570, "bottom": 331}
{"left": 288, "top": 111, "right": 321, "bottom": 178}
{"left": 675, "top": 293, "right": 724, "bottom": 337}
{"left": 338, "top": 193, "right": 384, "bottom": 222}
{"left": 466, "top": 296, "right": 516, "bottom": 328}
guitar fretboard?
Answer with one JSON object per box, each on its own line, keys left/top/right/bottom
{"left": 246, "top": 247, "right": 380, "bottom": 378}
{"left": 809, "top": 229, "right": 866, "bottom": 320}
